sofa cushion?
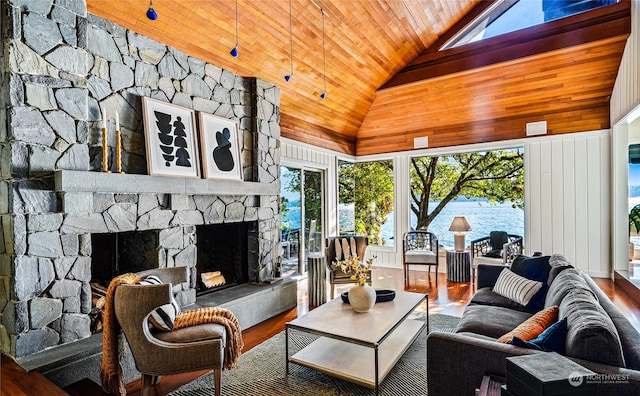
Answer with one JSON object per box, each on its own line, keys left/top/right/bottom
{"left": 544, "top": 268, "right": 595, "bottom": 309}
{"left": 456, "top": 305, "right": 533, "bottom": 339}
{"left": 469, "top": 287, "right": 526, "bottom": 311}
{"left": 511, "top": 317, "right": 567, "bottom": 354}
{"left": 560, "top": 287, "right": 626, "bottom": 367}
{"left": 547, "top": 253, "right": 574, "bottom": 285}
{"left": 510, "top": 255, "right": 551, "bottom": 284}
{"left": 493, "top": 269, "right": 543, "bottom": 306}
{"left": 497, "top": 305, "right": 559, "bottom": 344}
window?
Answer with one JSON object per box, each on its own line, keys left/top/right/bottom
{"left": 338, "top": 159, "right": 394, "bottom": 247}
{"left": 409, "top": 149, "right": 524, "bottom": 249}
{"left": 280, "top": 166, "right": 324, "bottom": 277}
{"left": 442, "top": 0, "right": 618, "bottom": 50}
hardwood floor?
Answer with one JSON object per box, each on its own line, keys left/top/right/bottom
{"left": 2, "top": 268, "right": 640, "bottom": 396}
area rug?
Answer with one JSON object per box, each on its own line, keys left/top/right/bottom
{"left": 168, "top": 313, "right": 460, "bottom": 396}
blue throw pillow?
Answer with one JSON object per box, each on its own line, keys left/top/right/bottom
{"left": 524, "top": 284, "right": 547, "bottom": 313}
{"left": 511, "top": 255, "right": 551, "bottom": 284}
{"left": 511, "top": 317, "right": 567, "bottom": 354}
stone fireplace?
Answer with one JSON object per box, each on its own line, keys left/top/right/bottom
{"left": 0, "top": 0, "right": 292, "bottom": 383}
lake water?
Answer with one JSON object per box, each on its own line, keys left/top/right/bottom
{"left": 283, "top": 200, "right": 524, "bottom": 249}
{"left": 382, "top": 200, "right": 524, "bottom": 248}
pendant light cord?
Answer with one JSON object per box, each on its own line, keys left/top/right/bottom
{"left": 289, "top": 0, "right": 294, "bottom": 77}
{"left": 321, "top": 9, "right": 326, "bottom": 97}
{"left": 234, "top": 0, "right": 239, "bottom": 48}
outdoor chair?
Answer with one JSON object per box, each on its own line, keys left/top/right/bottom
{"left": 470, "top": 230, "right": 523, "bottom": 282}
{"left": 403, "top": 231, "right": 439, "bottom": 288}
{"left": 325, "top": 236, "right": 371, "bottom": 299}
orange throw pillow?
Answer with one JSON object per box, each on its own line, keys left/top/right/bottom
{"left": 496, "top": 306, "right": 559, "bottom": 344}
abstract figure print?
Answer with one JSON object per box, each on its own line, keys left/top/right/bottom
{"left": 154, "top": 112, "right": 192, "bottom": 168}
{"left": 142, "top": 97, "right": 200, "bottom": 178}
{"left": 198, "top": 112, "right": 242, "bottom": 180}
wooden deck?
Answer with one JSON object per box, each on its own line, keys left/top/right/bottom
{"left": 1, "top": 268, "right": 639, "bottom": 396}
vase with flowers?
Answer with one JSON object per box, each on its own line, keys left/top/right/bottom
{"left": 335, "top": 255, "right": 377, "bottom": 313}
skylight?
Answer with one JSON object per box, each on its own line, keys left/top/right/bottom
{"left": 441, "top": 0, "right": 619, "bottom": 50}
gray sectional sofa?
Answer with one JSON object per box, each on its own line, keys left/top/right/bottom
{"left": 427, "top": 254, "right": 640, "bottom": 395}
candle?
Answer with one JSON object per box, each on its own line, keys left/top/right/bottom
{"left": 116, "top": 129, "right": 122, "bottom": 174}
{"left": 115, "top": 111, "right": 119, "bottom": 132}
{"left": 102, "top": 108, "right": 109, "bottom": 173}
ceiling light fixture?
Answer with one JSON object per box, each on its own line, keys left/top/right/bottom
{"left": 230, "top": 0, "right": 239, "bottom": 58}
{"left": 146, "top": 0, "right": 157, "bottom": 20}
{"left": 284, "top": 0, "right": 294, "bottom": 82}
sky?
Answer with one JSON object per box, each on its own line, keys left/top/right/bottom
{"left": 630, "top": 164, "right": 640, "bottom": 186}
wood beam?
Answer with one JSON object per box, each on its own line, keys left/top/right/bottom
{"left": 380, "top": 1, "right": 631, "bottom": 91}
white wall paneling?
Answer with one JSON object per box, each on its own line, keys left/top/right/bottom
{"left": 525, "top": 131, "right": 611, "bottom": 277}
{"left": 611, "top": 124, "right": 630, "bottom": 274}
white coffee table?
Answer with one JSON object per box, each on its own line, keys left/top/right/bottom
{"left": 285, "top": 290, "right": 428, "bottom": 395}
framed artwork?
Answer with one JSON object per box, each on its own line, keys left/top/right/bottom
{"left": 142, "top": 97, "right": 200, "bottom": 178}
{"left": 198, "top": 112, "right": 243, "bottom": 180}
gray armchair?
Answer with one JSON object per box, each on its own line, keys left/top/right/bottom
{"left": 113, "top": 267, "right": 226, "bottom": 396}
{"left": 403, "top": 231, "right": 439, "bottom": 288}
{"left": 470, "top": 231, "right": 523, "bottom": 282}
{"left": 325, "top": 236, "right": 371, "bottom": 299}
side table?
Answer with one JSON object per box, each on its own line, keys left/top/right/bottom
{"left": 307, "top": 254, "right": 327, "bottom": 306}
{"left": 445, "top": 250, "right": 471, "bottom": 282}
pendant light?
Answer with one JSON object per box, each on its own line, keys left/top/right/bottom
{"left": 284, "top": 0, "right": 294, "bottom": 82}
{"left": 230, "top": 0, "right": 239, "bottom": 57}
{"left": 146, "top": 0, "right": 157, "bottom": 20}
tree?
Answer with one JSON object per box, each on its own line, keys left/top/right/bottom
{"left": 410, "top": 149, "right": 523, "bottom": 230}
{"left": 339, "top": 160, "right": 394, "bottom": 245}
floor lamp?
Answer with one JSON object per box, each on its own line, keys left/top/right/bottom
{"left": 449, "top": 216, "right": 471, "bottom": 252}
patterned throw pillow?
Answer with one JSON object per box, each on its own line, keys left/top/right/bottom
{"left": 497, "top": 305, "right": 559, "bottom": 343}
{"left": 137, "top": 275, "right": 181, "bottom": 331}
{"left": 493, "top": 269, "right": 543, "bottom": 306}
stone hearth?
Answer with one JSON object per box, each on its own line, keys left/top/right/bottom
{"left": 0, "top": 0, "right": 292, "bottom": 384}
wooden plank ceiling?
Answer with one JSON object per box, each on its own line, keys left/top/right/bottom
{"left": 87, "top": 0, "right": 630, "bottom": 156}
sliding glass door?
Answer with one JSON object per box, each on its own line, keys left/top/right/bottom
{"left": 280, "top": 166, "right": 324, "bottom": 276}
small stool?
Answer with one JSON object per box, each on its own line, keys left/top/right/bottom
{"left": 446, "top": 250, "right": 471, "bottom": 282}
{"left": 307, "top": 254, "right": 326, "bottom": 306}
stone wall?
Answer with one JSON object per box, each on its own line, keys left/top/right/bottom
{"left": 0, "top": 0, "right": 281, "bottom": 360}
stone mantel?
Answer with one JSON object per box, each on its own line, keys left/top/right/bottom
{"left": 54, "top": 170, "right": 279, "bottom": 196}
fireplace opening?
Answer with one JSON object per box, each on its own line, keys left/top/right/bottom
{"left": 90, "top": 230, "right": 160, "bottom": 288}
{"left": 89, "top": 230, "right": 160, "bottom": 333}
{"left": 196, "top": 222, "right": 255, "bottom": 295}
